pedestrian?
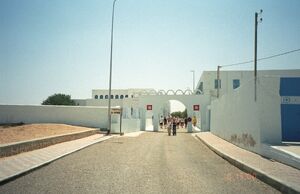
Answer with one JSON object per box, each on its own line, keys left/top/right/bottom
{"left": 167, "top": 123, "right": 171, "bottom": 136}
{"left": 172, "top": 119, "right": 177, "bottom": 136}
{"left": 163, "top": 117, "right": 167, "bottom": 128}
{"left": 184, "top": 118, "right": 188, "bottom": 128}
{"left": 159, "top": 116, "right": 163, "bottom": 129}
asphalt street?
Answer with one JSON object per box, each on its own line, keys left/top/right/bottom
{"left": 0, "top": 130, "right": 280, "bottom": 194}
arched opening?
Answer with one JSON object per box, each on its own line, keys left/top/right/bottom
{"left": 151, "top": 99, "right": 189, "bottom": 134}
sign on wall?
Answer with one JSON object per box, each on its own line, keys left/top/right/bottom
{"left": 146, "top": 105, "right": 152, "bottom": 110}
{"left": 193, "top": 105, "right": 200, "bottom": 111}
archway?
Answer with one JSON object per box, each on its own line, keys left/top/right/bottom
{"left": 137, "top": 93, "right": 211, "bottom": 133}
{"left": 157, "top": 100, "right": 189, "bottom": 133}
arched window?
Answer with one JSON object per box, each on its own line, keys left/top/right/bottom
{"left": 105, "top": 95, "right": 108, "bottom": 99}
{"left": 95, "top": 95, "right": 98, "bottom": 99}
{"left": 120, "top": 95, "right": 124, "bottom": 99}
{"left": 115, "top": 95, "right": 119, "bottom": 99}
{"left": 111, "top": 95, "right": 114, "bottom": 99}
{"left": 100, "top": 95, "right": 103, "bottom": 99}
{"left": 125, "top": 95, "right": 128, "bottom": 98}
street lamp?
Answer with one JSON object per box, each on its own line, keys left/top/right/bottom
{"left": 190, "top": 70, "right": 195, "bottom": 92}
{"left": 107, "top": 0, "right": 117, "bottom": 135}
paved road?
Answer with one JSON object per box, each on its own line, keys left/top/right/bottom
{"left": 0, "top": 131, "right": 279, "bottom": 194}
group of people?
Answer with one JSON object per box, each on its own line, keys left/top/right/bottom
{"left": 159, "top": 116, "right": 190, "bottom": 136}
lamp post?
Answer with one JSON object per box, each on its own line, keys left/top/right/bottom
{"left": 190, "top": 70, "right": 195, "bottom": 92}
{"left": 107, "top": 0, "right": 117, "bottom": 135}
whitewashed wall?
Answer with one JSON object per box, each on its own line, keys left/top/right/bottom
{"left": 210, "top": 79, "right": 261, "bottom": 153}
{"left": 0, "top": 105, "right": 109, "bottom": 129}
{"left": 111, "top": 114, "right": 141, "bottom": 133}
{"left": 210, "top": 76, "right": 291, "bottom": 154}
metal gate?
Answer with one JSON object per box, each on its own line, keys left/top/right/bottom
{"left": 280, "top": 77, "right": 300, "bottom": 142}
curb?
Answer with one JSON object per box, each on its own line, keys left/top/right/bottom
{"left": 0, "top": 129, "right": 99, "bottom": 158}
{"left": 0, "top": 135, "right": 114, "bottom": 185}
{"left": 195, "top": 134, "right": 299, "bottom": 194}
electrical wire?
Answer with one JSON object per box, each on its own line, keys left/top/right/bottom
{"left": 220, "top": 48, "right": 300, "bottom": 68}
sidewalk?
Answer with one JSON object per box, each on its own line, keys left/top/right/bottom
{"left": 0, "top": 134, "right": 113, "bottom": 184}
{"left": 195, "top": 132, "right": 300, "bottom": 194}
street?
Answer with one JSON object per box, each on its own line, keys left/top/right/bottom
{"left": 0, "top": 130, "right": 279, "bottom": 194}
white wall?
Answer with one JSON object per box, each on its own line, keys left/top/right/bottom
{"left": 0, "top": 105, "right": 109, "bottom": 129}
{"left": 210, "top": 78, "right": 261, "bottom": 153}
{"left": 210, "top": 75, "right": 297, "bottom": 154}
{"left": 257, "top": 77, "right": 282, "bottom": 144}
{"left": 110, "top": 114, "right": 141, "bottom": 133}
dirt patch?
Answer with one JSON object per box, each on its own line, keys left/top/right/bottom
{"left": 0, "top": 124, "right": 98, "bottom": 144}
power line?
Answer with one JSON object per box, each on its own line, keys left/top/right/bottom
{"left": 221, "top": 48, "right": 300, "bottom": 68}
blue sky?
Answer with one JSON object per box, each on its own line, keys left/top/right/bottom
{"left": 0, "top": 0, "right": 299, "bottom": 104}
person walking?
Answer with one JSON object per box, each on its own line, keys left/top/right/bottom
{"left": 172, "top": 118, "right": 177, "bottom": 136}
{"left": 167, "top": 123, "right": 171, "bottom": 136}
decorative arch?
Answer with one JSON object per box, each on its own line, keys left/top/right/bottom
{"left": 157, "top": 90, "right": 166, "bottom": 95}
{"left": 175, "top": 89, "right": 184, "bottom": 95}
{"left": 183, "top": 89, "right": 193, "bottom": 95}
{"left": 166, "top": 90, "right": 175, "bottom": 95}
{"left": 147, "top": 89, "right": 157, "bottom": 95}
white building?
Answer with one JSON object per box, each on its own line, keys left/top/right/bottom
{"left": 195, "top": 69, "right": 300, "bottom": 98}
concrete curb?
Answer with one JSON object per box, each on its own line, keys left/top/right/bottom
{"left": 0, "top": 129, "right": 99, "bottom": 158}
{"left": 195, "top": 134, "right": 299, "bottom": 194}
{"left": 0, "top": 135, "right": 114, "bottom": 185}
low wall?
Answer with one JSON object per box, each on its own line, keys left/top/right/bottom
{"left": 0, "top": 105, "right": 109, "bottom": 128}
{"left": 0, "top": 129, "right": 99, "bottom": 157}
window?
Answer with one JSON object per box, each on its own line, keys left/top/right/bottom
{"left": 214, "top": 79, "right": 221, "bottom": 89}
{"left": 125, "top": 95, "right": 128, "bottom": 98}
{"left": 111, "top": 95, "right": 114, "bottom": 99}
{"left": 131, "top": 95, "right": 134, "bottom": 98}
{"left": 233, "top": 79, "right": 240, "bottom": 89}
{"left": 120, "top": 95, "right": 124, "bottom": 99}
{"left": 115, "top": 95, "right": 119, "bottom": 99}
{"left": 95, "top": 95, "right": 98, "bottom": 99}
{"left": 105, "top": 95, "right": 108, "bottom": 99}
{"left": 100, "top": 95, "right": 103, "bottom": 99}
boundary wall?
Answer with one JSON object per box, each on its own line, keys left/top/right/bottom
{"left": 210, "top": 76, "right": 283, "bottom": 154}
{"left": 0, "top": 105, "right": 108, "bottom": 129}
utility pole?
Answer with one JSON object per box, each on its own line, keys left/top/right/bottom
{"left": 217, "top": 65, "right": 221, "bottom": 98}
{"left": 254, "top": 9, "right": 262, "bottom": 101}
{"left": 107, "top": 0, "right": 117, "bottom": 135}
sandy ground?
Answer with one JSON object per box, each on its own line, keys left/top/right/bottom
{"left": 0, "top": 124, "right": 97, "bottom": 144}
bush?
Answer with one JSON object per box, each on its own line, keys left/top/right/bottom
{"left": 42, "top": 93, "right": 76, "bottom": 106}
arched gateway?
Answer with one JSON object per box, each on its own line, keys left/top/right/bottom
{"left": 132, "top": 89, "right": 211, "bottom": 133}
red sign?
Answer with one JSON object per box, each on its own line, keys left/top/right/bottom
{"left": 146, "top": 105, "right": 152, "bottom": 110}
{"left": 193, "top": 105, "right": 200, "bottom": 111}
